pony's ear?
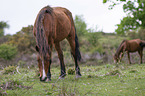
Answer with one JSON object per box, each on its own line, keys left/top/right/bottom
{"left": 35, "top": 45, "right": 39, "bottom": 52}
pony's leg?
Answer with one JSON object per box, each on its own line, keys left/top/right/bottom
{"left": 67, "top": 38, "right": 81, "bottom": 78}
{"left": 37, "top": 55, "right": 42, "bottom": 78}
{"left": 46, "top": 46, "right": 53, "bottom": 81}
{"left": 46, "top": 59, "right": 51, "bottom": 81}
{"left": 119, "top": 52, "right": 124, "bottom": 62}
{"left": 127, "top": 52, "right": 131, "bottom": 64}
{"left": 138, "top": 50, "right": 143, "bottom": 64}
{"left": 54, "top": 42, "right": 66, "bottom": 79}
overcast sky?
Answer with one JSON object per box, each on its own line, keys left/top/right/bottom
{"left": 0, "top": 0, "right": 126, "bottom": 34}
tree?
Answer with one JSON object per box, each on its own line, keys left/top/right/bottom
{"left": 0, "top": 21, "right": 9, "bottom": 37}
{"left": 74, "top": 15, "right": 88, "bottom": 37}
{"left": 0, "top": 34, "right": 11, "bottom": 44}
{"left": 103, "top": 0, "right": 145, "bottom": 35}
{"left": 8, "top": 25, "right": 36, "bottom": 53}
{"left": 0, "top": 44, "right": 17, "bottom": 60}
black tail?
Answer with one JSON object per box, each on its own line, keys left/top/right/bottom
{"left": 140, "top": 41, "right": 145, "bottom": 47}
{"left": 75, "top": 28, "right": 81, "bottom": 61}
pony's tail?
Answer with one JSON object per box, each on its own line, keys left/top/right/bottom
{"left": 140, "top": 40, "right": 145, "bottom": 47}
{"left": 75, "top": 28, "right": 81, "bottom": 61}
{"left": 35, "top": 6, "right": 53, "bottom": 57}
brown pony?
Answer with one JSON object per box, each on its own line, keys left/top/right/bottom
{"left": 114, "top": 39, "right": 145, "bottom": 64}
{"left": 33, "top": 6, "right": 81, "bottom": 82}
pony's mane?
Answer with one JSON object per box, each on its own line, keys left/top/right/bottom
{"left": 44, "top": 5, "right": 53, "bottom": 13}
{"left": 36, "top": 5, "right": 53, "bottom": 58}
{"left": 115, "top": 40, "right": 127, "bottom": 56}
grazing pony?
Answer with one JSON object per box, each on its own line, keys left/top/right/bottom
{"left": 114, "top": 39, "right": 145, "bottom": 64}
{"left": 33, "top": 6, "right": 81, "bottom": 82}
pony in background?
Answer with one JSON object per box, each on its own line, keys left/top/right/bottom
{"left": 114, "top": 39, "right": 145, "bottom": 64}
{"left": 33, "top": 6, "right": 81, "bottom": 82}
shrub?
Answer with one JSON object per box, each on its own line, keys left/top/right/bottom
{"left": 67, "top": 68, "right": 75, "bottom": 75}
{"left": 3, "top": 66, "right": 16, "bottom": 74}
{"left": 0, "top": 44, "right": 17, "bottom": 60}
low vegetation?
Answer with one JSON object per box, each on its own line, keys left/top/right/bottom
{"left": 1, "top": 63, "right": 145, "bottom": 95}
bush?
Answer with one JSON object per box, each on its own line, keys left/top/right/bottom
{"left": 67, "top": 68, "right": 75, "bottom": 75}
{"left": 0, "top": 43, "right": 17, "bottom": 60}
{"left": 3, "top": 66, "right": 16, "bottom": 74}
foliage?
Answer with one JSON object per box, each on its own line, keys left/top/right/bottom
{"left": 103, "top": 0, "right": 145, "bottom": 35}
{"left": 98, "top": 34, "right": 129, "bottom": 49}
{"left": 0, "top": 21, "right": 9, "bottom": 37}
{"left": 88, "top": 32, "right": 102, "bottom": 47}
{"left": 0, "top": 34, "right": 11, "bottom": 44}
{"left": 0, "top": 43, "right": 17, "bottom": 60}
{"left": 115, "top": 16, "right": 139, "bottom": 35}
{"left": 8, "top": 25, "right": 36, "bottom": 53}
{"left": 90, "top": 45, "right": 104, "bottom": 54}
{"left": 74, "top": 15, "right": 88, "bottom": 37}
{"left": 67, "top": 68, "right": 75, "bottom": 75}
{"left": 3, "top": 66, "right": 16, "bottom": 74}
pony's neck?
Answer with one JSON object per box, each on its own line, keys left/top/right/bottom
{"left": 115, "top": 45, "right": 124, "bottom": 58}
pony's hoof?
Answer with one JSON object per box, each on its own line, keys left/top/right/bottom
{"left": 45, "top": 78, "right": 51, "bottom": 82}
{"left": 40, "top": 77, "right": 51, "bottom": 82}
{"left": 40, "top": 77, "right": 47, "bottom": 81}
{"left": 76, "top": 74, "right": 81, "bottom": 78}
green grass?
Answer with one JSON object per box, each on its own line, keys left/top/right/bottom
{"left": 1, "top": 64, "right": 145, "bottom": 96}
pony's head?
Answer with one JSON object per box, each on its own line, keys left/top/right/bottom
{"left": 113, "top": 54, "right": 119, "bottom": 63}
{"left": 35, "top": 45, "right": 51, "bottom": 81}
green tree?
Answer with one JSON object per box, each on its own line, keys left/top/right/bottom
{"left": 0, "top": 43, "right": 17, "bottom": 60}
{"left": 74, "top": 15, "right": 88, "bottom": 37}
{"left": 0, "top": 21, "right": 9, "bottom": 37}
{"left": 0, "top": 34, "right": 11, "bottom": 44}
{"left": 103, "top": 0, "right": 145, "bottom": 35}
{"left": 88, "top": 32, "right": 101, "bottom": 47}
{"left": 8, "top": 25, "right": 36, "bottom": 53}
{"left": 87, "top": 32, "right": 104, "bottom": 53}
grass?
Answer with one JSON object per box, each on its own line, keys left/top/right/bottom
{"left": 1, "top": 63, "right": 145, "bottom": 96}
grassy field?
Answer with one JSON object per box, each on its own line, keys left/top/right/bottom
{"left": 1, "top": 63, "right": 145, "bottom": 96}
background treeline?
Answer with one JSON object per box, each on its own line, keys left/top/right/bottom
{"left": 1, "top": 0, "right": 145, "bottom": 68}
{"left": 0, "top": 14, "right": 145, "bottom": 68}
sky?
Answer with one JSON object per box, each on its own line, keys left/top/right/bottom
{"left": 0, "top": 0, "right": 126, "bottom": 35}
